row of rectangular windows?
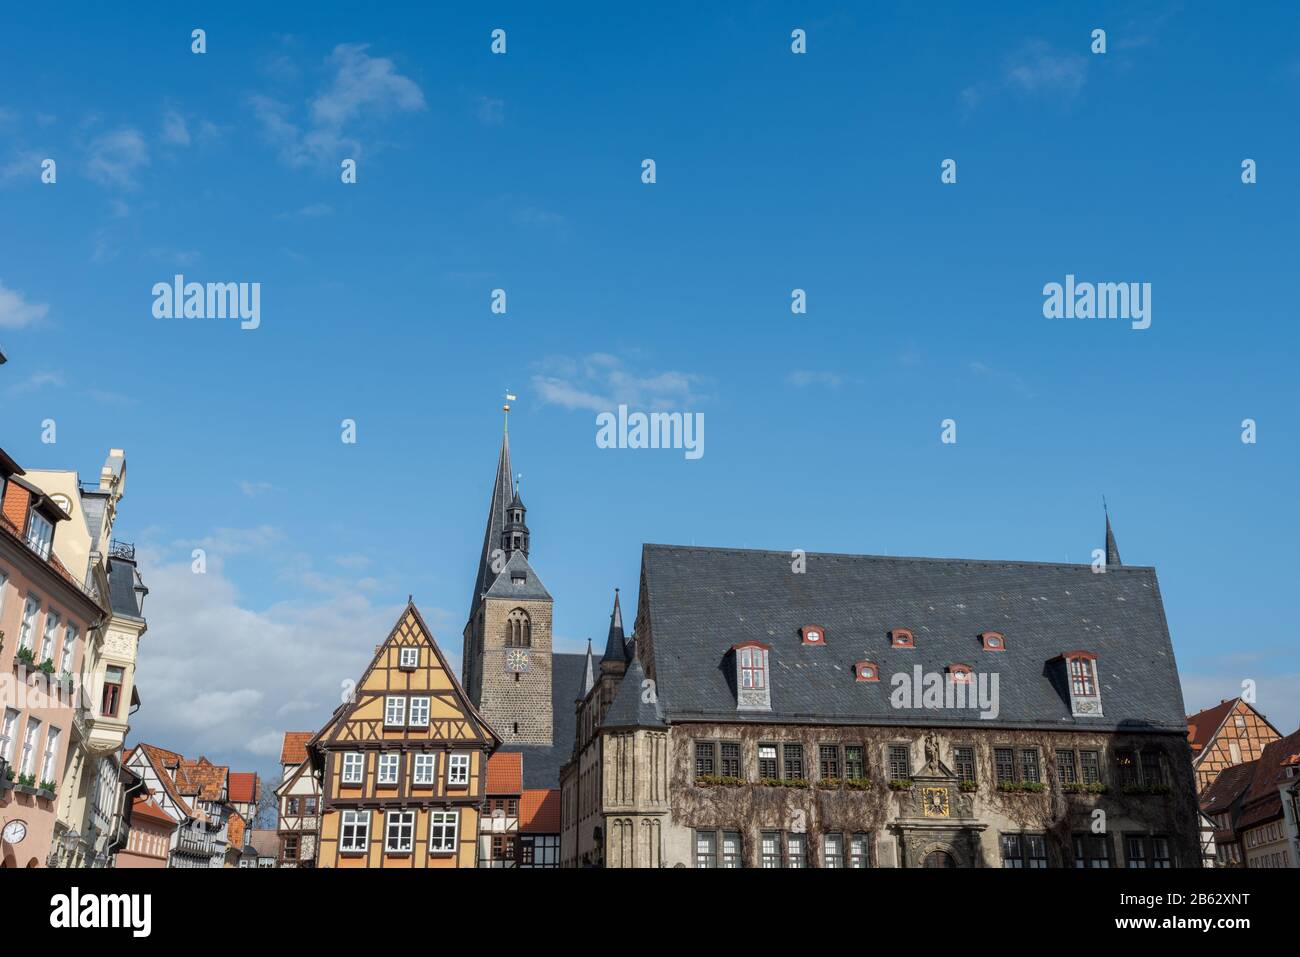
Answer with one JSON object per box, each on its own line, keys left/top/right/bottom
{"left": 337, "top": 808, "right": 460, "bottom": 855}
{"left": 339, "top": 751, "right": 471, "bottom": 787}
{"left": 695, "top": 740, "right": 1167, "bottom": 787}
{"left": 692, "top": 830, "right": 1174, "bottom": 867}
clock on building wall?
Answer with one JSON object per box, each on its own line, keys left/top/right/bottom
{"left": 50, "top": 493, "right": 72, "bottom": 514}
{"left": 2, "top": 820, "right": 28, "bottom": 845}
{"left": 922, "top": 787, "right": 951, "bottom": 819}
{"left": 506, "top": 649, "right": 529, "bottom": 673}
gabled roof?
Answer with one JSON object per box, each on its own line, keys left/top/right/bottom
{"left": 601, "top": 589, "right": 628, "bottom": 664}
{"left": 228, "top": 771, "right": 259, "bottom": 804}
{"left": 130, "top": 743, "right": 194, "bottom": 818}
{"left": 248, "top": 828, "right": 279, "bottom": 859}
{"left": 1200, "top": 761, "right": 1257, "bottom": 815}
{"left": 175, "top": 756, "right": 228, "bottom": 802}
{"left": 280, "top": 732, "right": 312, "bottom": 766}
{"left": 520, "top": 788, "right": 560, "bottom": 834}
{"left": 1187, "top": 698, "right": 1240, "bottom": 753}
{"left": 485, "top": 751, "right": 523, "bottom": 794}
{"left": 483, "top": 549, "right": 551, "bottom": 602}
{"left": 227, "top": 811, "right": 247, "bottom": 849}
{"left": 130, "top": 793, "right": 178, "bottom": 829}
{"left": 1236, "top": 729, "right": 1300, "bottom": 830}
{"left": 638, "top": 543, "right": 1188, "bottom": 732}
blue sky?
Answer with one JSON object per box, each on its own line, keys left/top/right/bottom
{"left": 2, "top": 2, "right": 1297, "bottom": 785}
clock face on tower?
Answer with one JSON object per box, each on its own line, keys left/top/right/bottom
{"left": 506, "top": 649, "right": 529, "bottom": 673}
{"left": 2, "top": 820, "right": 27, "bottom": 845}
{"left": 922, "top": 787, "right": 951, "bottom": 818}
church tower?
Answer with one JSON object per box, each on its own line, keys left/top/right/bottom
{"left": 462, "top": 410, "right": 555, "bottom": 746}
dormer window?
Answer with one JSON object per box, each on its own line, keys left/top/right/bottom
{"left": 855, "top": 660, "right": 879, "bottom": 682}
{"left": 946, "top": 663, "right": 973, "bottom": 684}
{"left": 979, "top": 631, "right": 1005, "bottom": 651}
{"left": 800, "top": 624, "right": 826, "bottom": 646}
{"left": 732, "top": 641, "right": 771, "bottom": 712}
{"left": 888, "top": 628, "right": 914, "bottom": 649}
{"left": 25, "top": 509, "right": 53, "bottom": 559}
{"left": 1057, "top": 651, "right": 1103, "bottom": 717}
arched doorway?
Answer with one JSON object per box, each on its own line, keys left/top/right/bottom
{"left": 923, "top": 850, "right": 956, "bottom": 868}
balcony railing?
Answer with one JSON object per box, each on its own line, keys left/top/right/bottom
{"left": 108, "top": 540, "right": 136, "bottom": 561}
{"left": 174, "top": 830, "right": 215, "bottom": 856}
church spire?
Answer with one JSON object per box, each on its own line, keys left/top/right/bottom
{"left": 582, "top": 639, "right": 595, "bottom": 695}
{"left": 601, "top": 588, "right": 629, "bottom": 667}
{"left": 467, "top": 426, "right": 514, "bottom": 620}
{"left": 1104, "top": 500, "right": 1122, "bottom": 568}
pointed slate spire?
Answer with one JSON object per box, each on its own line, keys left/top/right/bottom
{"left": 1104, "top": 501, "right": 1122, "bottom": 568}
{"left": 602, "top": 588, "right": 629, "bottom": 665}
{"left": 468, "top": 427, "right": 514, "bottom": 620}
{"left": 582, "top": 638, "right": 595, "bottom": 695}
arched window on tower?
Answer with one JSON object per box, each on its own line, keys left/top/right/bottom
{"left": 506, "top": 608, "right": 531, "bottom": 648}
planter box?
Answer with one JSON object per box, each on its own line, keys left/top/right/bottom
{"left": 14, "top": 784, "right": 39, "bottom": 796}
{"left": 37, "top": 788, "right": 55, "bottom": 801}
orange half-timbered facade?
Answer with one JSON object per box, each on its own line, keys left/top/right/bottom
{"left": 308, "top": 603, "right": 500, "bottom": 868}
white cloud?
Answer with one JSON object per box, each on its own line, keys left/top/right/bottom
{"left": 532, "top": 353, "right": 704, "bottom": 413}
{"left": 182, "top": 525, "right": 284, "bottom": 557}
{"left": 786, "top": 370, "right": 857, "bottom": 389}
{"left": 962, "top": 40, "right": 1089, "bottom": 114}
{"left": 84, "top": 127, "right": 149, "bottom": 188}
{"left": 161, "top": 109, "right": 190, "bottom": 146}
{"left": 238, "top": 480, "right": 274, "bottom": 497}
{"left": 0, "top": 280, "right": 49, "bottom": 329}
{"left": 475, "top": 95, "right": 504, "bottom": 126}
{"left": 5, "top": 370, "right": 64, "bottom": 395}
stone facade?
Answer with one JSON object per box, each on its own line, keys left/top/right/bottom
{"left": 468, "top": 596, "right": 553, "bottom": 747}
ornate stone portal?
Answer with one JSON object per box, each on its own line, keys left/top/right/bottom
{"left": 890, "top": 746, "right": 989, "bottom": 868}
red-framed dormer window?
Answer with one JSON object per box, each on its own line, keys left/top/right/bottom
{"left": 946, "top": 663, "right": 973, "bottom": 684}
{"left": 1064, "top": 652, "right": 1099, "bottom": 696}
{"left": 979, "top": 631, "right": 1005, "bottom": 652}
{"left": 800, "top": 624, "right": 827, "bottom": 647}
{"left": 733, "top": 641, "right": 768, "bottom": 690}
{"left": 855, "top": 660, "right": 879, "bottom": 682}
{"left": 888, "top": 628, "right": 914, "bottom": 649}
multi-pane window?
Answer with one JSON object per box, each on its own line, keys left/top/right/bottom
{"left": 447, "top": 752, "right": 470, "bottom": 786}
{"left": 760, "top": 831, "right": 782, "bottom": 868}
{"left": 888, "top": 744, "right": 911, "bottom": 780}
{"left": 1141, "top": 751, "right": 1164, "bottom": 787}
{"left": 1069, "top": 657, "right": 1096, "bottom": 696}
{"left": 413, "top": 753, "right": 436, "bottom": 785}
{"left": 695, "top": 742, "right": 714, "bottom": 777}
{"left": 1073, "top": 834, "right": 1111, "bottom": 868}
{"left": 1125, "top": 835, "right": 1147, "bottom": 868}
{"left": 994, "top": 747, "right": 1016, "bottom": 783}
{"left": 341, "top": 752, "right": 364, "bottom": 784}
{"left": 384, "top": 696, "right": 406, "bottom": 727}
{"left": 845, "top": 745, "right": 865, "bottom": 779}
{"left": 408, "top": 696, "right": 430, "bottom": 727}
{"left": 738, "top": 646, "right": 766, "bottom": 690}
{"left": 786, "top": 834, "right": 807, "bottom": 868}
{"left": 101, "top": 666, "right": 124, "bottom": 718}
{"left": 720, "top": 830, "right": 742, "bottom": 868}
{"left": 1056, "top": 749, "right": 1078, "bottom": 785}
{"left": 1115, "top": 749, "right": 1139, "bottom": 787}
{"left": 40, "top": 726, "right": 60, "bottom": 783}
{"left": 26, "top": 511, "right": 53, "bottom": 559}
{"left": 1125, "top": 834, "right": 1173, "bottom": 868}
{"left": 720, "top": 742, "right": 741, "bottom": 778}
{"left": 20, "top": 718, "right": 40, "bottom": 774}
{"left": 0, "top": 708, "right": 19, "bottom": 763}
{"left": 695, "top": 830, "right": 718, "bottom": 868}
{"left": 783, "top": 744, "right": 804, "bottom": 780}
{"left": 19, "top": 595, "right": 39, "bottom": 651}
{"left": 399, "top": 646, "right": 419, "bottom": 668}
{"left": 824, "top": 833, "right": 844, "bottom": 868}
{"left": 58, "top": 624, "right": 77, "bottom": 674}
{"left": 1019, "top": 749, "right": 1041, "bottom": 783}
{"left": 1001, "top": 833, "right": 1049, "bottom": 868}
{"left": 758, "top": 744, "right": 778, "bottom": 779}
{"left": 377, "top": 753, "right": 399, "bottom": 785}
{"left": 1152, "top": 837, "right": 1171, "bottom": 868}
{"left": 819, "top": 745, "right": 841, "bottom": 779}
{"left": 1080, "top": 750, "right": 1101, "bottom": 785}
{"left": 340, "top": 810, "right": 369, "bottom": 852}
{"left": 848, "top": 833, "right": 870, "bottom": 868}
{"left": 384, "top": 810, "right": 415, "bottom": 853}
{"left": 39, "top": 610, "right": 59, "bottom": 663}
{"left": 429, "top": 811, "right": 459, "bottom": 853}
{"left": 954, "top": 746, "right": 976, "bottom": 783}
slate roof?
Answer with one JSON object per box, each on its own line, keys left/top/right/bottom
{"left": 601, "top": 589, "right": 628, "bottom": 664}
{"left": 601, "top": 656, "right": 665, "bottom": 729}
{"left": 483, "top": 549, "right": 551, "bottom": 602}
{"left": 502, "top": 651, "right": 588, "bottom": 789}
{"left": 468, "top": 431, "right": 515, "bottom": 620}
{"left": 639, "top": 543, "right": 1188, "bottom": 733}
{"left": 107, "top": 555, "right": 143, "bottom": 619}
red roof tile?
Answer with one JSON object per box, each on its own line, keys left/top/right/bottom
{"left": 1236, "top": 729, "right": 1300, "bottom": 830}
{"left": 130, "top": 793, "right": 178, "bottom": 829}
{"left": 228, "top": 771, "right": 259, "bottom": 804}
{"left": 520, "top": 788, "right": 560, "bottom": 834}
{"left": 280, "top": 732, "right": 312, "bottom": 766}
{"left": 486, "top": 752, "right": 523, "bottom": 794}
{"left": 1186, "top": 698, "right": 1239, "bottom": 753}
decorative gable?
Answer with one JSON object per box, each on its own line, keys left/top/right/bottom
{"left": 731, "top": 640, "right": 771, "bottom": 712}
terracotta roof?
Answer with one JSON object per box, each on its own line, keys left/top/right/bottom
{"left": 1236, "top": 729, "right": 1300, "bottom": 831}
{"left": 227, "top": 811, "right": 246, "bottom": 849}
{"left": 130, "top": 794, "right": 178, "bottom": 829}
{"left": 248, "top": 828, "right": 279, "bottom": 859}
{"left": 175, "top": 756, "right": 228, "bottom": 801}
{"left": 133, "top": 743, "right": 194, "bottom": 818}
{"left": 1200, "top": 761, "right": 1256, "bottom": 815}
{"left": 1186, "top": 698, "right": 1240, "bottom": 754}
{"left": 228, "top": 771, "right": 259, "bottom": 804}
{"left": 486, "top": 751, "right": 522, "bottom": 794}
{"left": 280, "top": 731, "right": 312, "bottom": 766}
{"left": 520, "top": 788, "right": 560, "bottom": 834}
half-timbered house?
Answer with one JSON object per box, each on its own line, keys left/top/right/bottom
{"left": 308, "top": 602, "right": 500, "bottom": 868}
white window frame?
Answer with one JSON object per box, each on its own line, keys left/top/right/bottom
{"left": 20, "top": 718, "right": 41, "bottom": 775}
{"left": 40, "top": 726, "right": 60, "bottom": 784}
{"left": 0, "top": 708, "right": 18, "bottom": 764}
{"left": 429, "top": 810, "right": 459, "bottom": 854}
{"left": 385, "top": 810, "right": 415, "bottom": 853}
{"left": 413, "top": 753, "right": 436, "bottom": 786}
{"left": 18, "top": 594, "right": 40, "bottom": 651}
{"left": 340, "top": 809, "right": 369, "bottom": 853}
{"left": 0, "top": 569, "right": 9, "bottom": 620}
{"left": 399, "top": 646, "right": 419, "bottom": 668}
{"left": 39, "top": 609, "right": 60, "bottom": 663}
{"left": 409, "top": 696, "right": 430, "bottom": 727}
{"left": 447, "top": 752, "right": 470, "bottom": 787}
{"left": 384, "top": 696, "right": 406, "bottom": 727}
{"left": 377, "top": 753, "right": 399, "bottom": 785}
{"left": 26, "top": 510, "right": 53, "bottom": 559}
{"left": 341, "top": 752, "right": 364, "bottom": 785}
{"left": 59, "top": 623, "right": 78, "bottom": 674}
